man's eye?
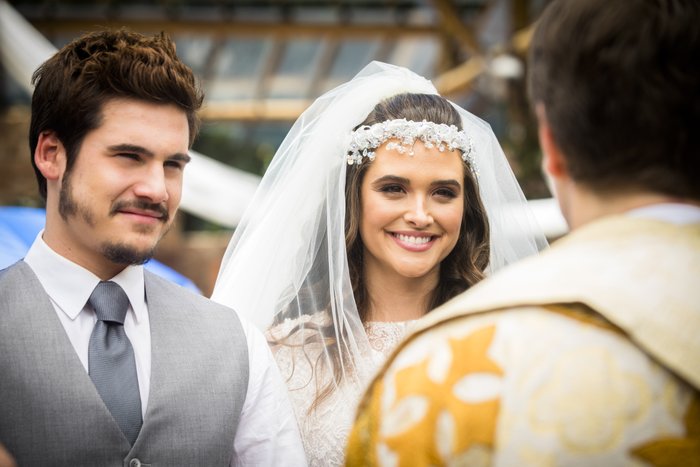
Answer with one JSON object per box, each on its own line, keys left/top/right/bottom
{"left": 165, "top": 160, "right": 184, "bottom": 170}
{"left": 117, "top": 153, "right": 140, "bottom": 161}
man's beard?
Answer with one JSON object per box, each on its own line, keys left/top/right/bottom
{"left": 101, "top": 242, "right": 155, "bottom": 265}
{"left": 58, "top": 170, "right": 171, "bottom": 265}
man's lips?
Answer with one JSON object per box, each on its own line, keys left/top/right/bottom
{"left": 111, "top": 201, "right": 169, "bottom": 222}
{"left": 118, "top": 208, "right": 163, "bottom": 220}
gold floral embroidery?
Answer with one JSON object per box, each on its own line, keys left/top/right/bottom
{"left": 528, "top": 345, "right": 651, "bottom": 453}
{"left": 631, "top": 395, "right": 700, "bottom": 466}
{"left": 374, "top": 325, "right": 503, "bottom": 465}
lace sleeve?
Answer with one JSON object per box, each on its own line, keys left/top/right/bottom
{"left": 268, "top": 318, "right": 416, "bottom": 466}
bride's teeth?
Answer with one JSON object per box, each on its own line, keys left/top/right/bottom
{"left": 396, "top": 234, "right": 431, "bottom": 244}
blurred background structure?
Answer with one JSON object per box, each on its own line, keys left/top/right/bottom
{"left": 0, "top": 0, "right": 566, "bottom": 295}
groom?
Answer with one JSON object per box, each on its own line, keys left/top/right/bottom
{"left": 0, "top": 29, "right": 304, "bottom": 466}
{"left": 347, "top": 0, "right": 699, "bottom": 464}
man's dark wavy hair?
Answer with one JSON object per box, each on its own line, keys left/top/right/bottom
{"left": 528, "top": 0, "right": 700, "bottom": 199}
{"left": 29, "top": 29, "right": 204, "bottom": 200}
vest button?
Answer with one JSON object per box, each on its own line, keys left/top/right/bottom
{"left": 129, "top": 459, "right": 141, "bottom": 467}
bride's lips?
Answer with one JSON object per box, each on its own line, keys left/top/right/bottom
{"left": 388, "top": 231, "right": 438, "bottom": 252}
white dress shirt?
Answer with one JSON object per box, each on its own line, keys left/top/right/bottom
{"left": 24, "top": 232, "right": 306, "bottom": 466}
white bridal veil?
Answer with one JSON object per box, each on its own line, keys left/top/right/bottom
{"left": 212, "top": 61, "right": 547, "bottom": 389}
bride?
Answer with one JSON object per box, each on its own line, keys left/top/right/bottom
{"left": 212, "top": 62, "right": 546, "bottom": 466}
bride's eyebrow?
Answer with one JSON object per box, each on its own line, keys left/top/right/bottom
{"left": 431, "top": 179, "right": 462, "bottom": 189}
{"left": 371, "top": 175, "right": 410, "bottom": 186}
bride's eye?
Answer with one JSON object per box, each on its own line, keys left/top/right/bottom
{"left": 378, "top": 184, "right": 405, "bottom": 194}
{"left": 434, "top": 187, "right": 458, "bottom": 199}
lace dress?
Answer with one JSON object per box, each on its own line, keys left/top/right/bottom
{"left": 270, "top": 319, "right": 416, "bottom": 466}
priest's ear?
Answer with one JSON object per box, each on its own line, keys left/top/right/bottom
{"left": 535, "top": 103, "right": 568, "bottom": 181}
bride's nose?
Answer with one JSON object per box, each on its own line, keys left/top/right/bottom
{"left": 403, "top": 198, "right": 433, "bottom": 227}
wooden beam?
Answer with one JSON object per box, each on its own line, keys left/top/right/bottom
{"left": 254, "top": 38, "right": 286, "bottom": 100}
{"left": 308, "top": 36, "right": 339, "bottom": 98}
{"left": 200, "top": 99, "right": 311, "bottom": 121}
{"left": 429, "top": 0, "right": 481, "bottom": 56}
{"left": 433, "top": 21, "right": 536, "bottom": 97}
{"left": 433, "top": 56, "right": 486, "bottom": 96}
{"left": 29, "top": 19, "right": 437, "bottom": 39}
{"left": 512, "top": 23, "right": 534, "bottom": 53}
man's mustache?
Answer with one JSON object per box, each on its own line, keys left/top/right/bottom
{"left": 110, "top": 199, "right": 170, "bottom": 223}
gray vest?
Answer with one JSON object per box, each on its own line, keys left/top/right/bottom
{"left": 0, "top": 261, "right": 249, "bottom": 467}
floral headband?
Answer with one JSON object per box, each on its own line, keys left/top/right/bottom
{"left": 346, "top": 118, "right": 476, "bottom": 172}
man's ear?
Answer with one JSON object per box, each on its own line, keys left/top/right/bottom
{"left": 536, "top": 103, "right": 568, "bottom": 179}
{"left": 34, "top": 131, "right": 65, "bottom": 180}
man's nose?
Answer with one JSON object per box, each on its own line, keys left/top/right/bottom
{"left": 132, "top": 166, "right": 169, "bottom": 203}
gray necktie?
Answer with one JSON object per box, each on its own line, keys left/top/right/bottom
{"left": 88, "top": 281, "right": 142, "bottom": 445}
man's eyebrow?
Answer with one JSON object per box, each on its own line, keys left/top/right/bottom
{"left": 108, "top": 144, "right": 191, "bottom": 163}
{"left": 108, "top": 144, "right": 154, "bottom": 157}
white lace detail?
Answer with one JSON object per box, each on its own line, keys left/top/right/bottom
{"left": 269, "top": 317, "right": 416, "bottom": 466}
{"left": 365, "top": 320, "right": 417, "bottom": 355}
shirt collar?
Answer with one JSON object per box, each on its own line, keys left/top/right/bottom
{"left": 627, "top": 202, "right": 700, "bottom": 225}
{"left": 24, "top": 231, "right": 147, "bottom": 323}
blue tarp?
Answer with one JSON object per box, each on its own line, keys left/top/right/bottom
{"left": 0, "top": 206, "right": 201, "bottom": 293}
